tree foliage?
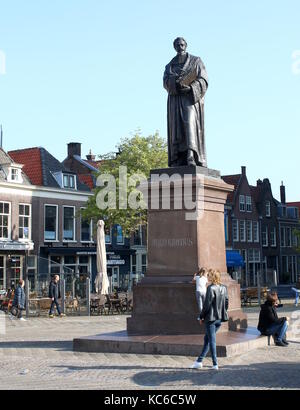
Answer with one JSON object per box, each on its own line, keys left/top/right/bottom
{"left": 82, "top": 131, "right": 168, "bottom": 236}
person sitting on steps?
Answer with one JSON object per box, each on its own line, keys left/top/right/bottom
{"left": 257, "top": 292, "right": 289, "bottom": 347}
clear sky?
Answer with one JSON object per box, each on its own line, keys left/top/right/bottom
{"left": 0, "top": 0, "right": 299, "bottom": 201}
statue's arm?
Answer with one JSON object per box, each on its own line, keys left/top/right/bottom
{"left": 163, "top": 66, "right": 178, "bottom": 95}
{"left": 189, "top": 59, "right": 208, "bottom": 103}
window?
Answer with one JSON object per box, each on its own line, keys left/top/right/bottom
{"left": 142, "top": 254, "right": 147, "bottom": 274}
{"left": 253, "top": 222, "right": 259, "bottom": 243}
{"left": 81, "top": 210, "right": 92, "bottom": 242}
{"left": 248, "top": 249, "right": 260, "bottom": 263}
{"left": 105, "top": 226, "right": 112, "bottom": 244}
{"left": 281, "top": 227, "right": 286, "bottom": 247}
{"left": 266, "top": 201, "right": 271, "bottom": 217}
{"left": 9, "top": 256, "right": 22, "bottom": 288}
{"left": 19, "top": 204, "right": 31, "bottom": 240}
{"left": 44, "top": 205, "right": 58, "bottom": 241}
{"left": 240, "top": 220, "right": 246, "bottom": 242}
{"left": 0, "top": 202, "right": 10, "bottom": 240}
{"left": 246, "top": 196, "right": 252, "bottom": 212}
{"left": 63, "top": 207, "right": 75, "bottom": 241}
{"left": 293, "top": 232, "right": 298, "bottom": 248}
{"left": 233, "top": 220, "right": 239, "bottom": 242}
{"left": 286, "top": 227, "right": 292, "bottom": 247}
{"left": 246, "top": 221, "right": 253, "bottom": 242}
{"left": 270, "top": 227, "right": 277, "bottom": 247}
{"left": 0, "top": 256, "right": 5, "bottom": 290}
{"left": 116, "top": 225, "right": 124, "bottom": 245}
{"left": 11, "top": 168, "right": 19, "bottom": 181}
{"left": 131, "top": 254, "right": 137, "bottom": 274}
{"left": 63, "top": 174, "right": 76, "bottom": 189}
{"left": 239, "top": 195, "right": 245, "bottom": 212}
{"left": 262, "top": 226, "right": 268, "bottom": 247}
{"left": 50, "top": 256, "right": 62, "bottom": 274}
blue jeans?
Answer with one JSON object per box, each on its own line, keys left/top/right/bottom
{"left": 292, "top": 288, "right": 300, "bottom": 305}
{"left": 266, "top": 321, "right": 288, "bottom": 342}
{"left": 197, "top": 320, "right": 222, "bottom": 366}
{"left": 49, "top": 299, "right": 61, "bottom": 315}
{"left": 196, "top": 291, "right": 206, "bottom": 316}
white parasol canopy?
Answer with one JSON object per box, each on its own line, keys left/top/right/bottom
{"left": 95, "top": 220, "right": 109, "bottom": 295}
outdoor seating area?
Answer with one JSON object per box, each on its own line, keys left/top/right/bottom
{"left": 241, "top": 287, "right": 270, "bottom": 306}
{"left": 90, "top": 292, "right": 133, "bottom": 316}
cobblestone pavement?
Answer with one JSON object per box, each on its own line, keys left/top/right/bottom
{"left": 0, "top": 306, "right": 300, "bottom": 390}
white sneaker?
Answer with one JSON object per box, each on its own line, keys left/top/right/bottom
{"left": 211, "top": 365, "right": 219, "bottom": 370}
{"left": 190, "top": 361, "right": 203, "bottom": 369}
{"left": 8, "top": 314, "right": 15, "bottom": 320}
{"left": 19, "top": 318, "right": 27, "bottom": 322}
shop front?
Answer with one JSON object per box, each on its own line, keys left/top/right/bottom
{"left": 0, "top": 241, "right": 34, "bottom": 291}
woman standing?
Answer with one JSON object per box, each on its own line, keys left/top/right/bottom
{"left": 193, "top": 268, "right": 208, "bottom": 321}
{"left": 191, "top": 270, "right": 229, "bottom": 370}
{"left": 12, "top": 279, "right": 26, "bottom": 321}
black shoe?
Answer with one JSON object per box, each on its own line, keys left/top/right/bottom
{"left": 282, "top": 339, "right": 289, "bottom": 346}
{"left": 275, "top": 340, "right": 288, "bottom": 347}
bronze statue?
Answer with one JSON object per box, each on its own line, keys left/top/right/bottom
{"left": 163, "top": 38, "right": 208, "bottom": 167}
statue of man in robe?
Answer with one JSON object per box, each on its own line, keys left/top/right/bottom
{"left": 163, "top": 38, "right": 209, "bottom": 168}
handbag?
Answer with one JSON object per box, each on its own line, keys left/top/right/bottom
{"left": 10, "top": 305, "right": 19, "bottom": 317}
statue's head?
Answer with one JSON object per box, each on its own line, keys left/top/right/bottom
{"left": 173, "top": 37, "right": 187, "bottom": 55}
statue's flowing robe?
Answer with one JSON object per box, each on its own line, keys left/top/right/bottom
{"left": 163, "top": 54, "right": 208, "bottom": 167}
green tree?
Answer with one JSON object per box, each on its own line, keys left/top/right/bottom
{"left": 82, "top": 131, "right": 168, "bottom": 235}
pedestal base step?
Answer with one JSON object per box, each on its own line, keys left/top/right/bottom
{"left": 73, "top": 327, "right": 284, "bottom": 358}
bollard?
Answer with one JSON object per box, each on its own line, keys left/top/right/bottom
{"left": 25, "top": 276, "right": 30, "bottom": 318}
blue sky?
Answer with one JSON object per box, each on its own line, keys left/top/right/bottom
{"left": 0, "top": 0, "right": 299, "bottom": 200}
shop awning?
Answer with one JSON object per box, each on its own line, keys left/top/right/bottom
{"left": 226, "top": 250, "right": 245, "bottom": 268}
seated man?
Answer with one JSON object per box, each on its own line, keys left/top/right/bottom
{"left": 257, "top": 292, "right": 289, "bottom": 347}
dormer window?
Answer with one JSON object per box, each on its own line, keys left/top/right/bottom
{"left": 63, "top": 174, "right": 76, "bottom": 189}
{"left": 11, "top": 168, "right": 19, "bottom": 181}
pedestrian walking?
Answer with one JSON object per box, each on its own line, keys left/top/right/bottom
{"left": 48, "top": 275, "right": 65, "bottom": 318}
{"left": 11, "top": 279, "right": 26, "bottom": 321}
{"left": 291, "top": 277, "right": 300, "bottom": 307}
{"left": 192, "top": 267, "right": 208, "bottom": 320}
{"left": 257, "top": 291, "right": 289, "bottom": 347}
{"left": 191, "top": 269, "right": 229, "bottom": 371}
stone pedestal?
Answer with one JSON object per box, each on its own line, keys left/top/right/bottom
{"left": 127, "top": 166, "right": 247, "bottom": 335}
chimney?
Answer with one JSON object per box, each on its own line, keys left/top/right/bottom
{"left": 68, "top": 142, "right": 81, "bottom": 158}
{"left": 280, "top": 181, "right": 286, "bottom": 204}
{"left": 241, "top": 166, "right": 246, "bottom": 176}
{"left": 86, "top": 149, "right": 96, "bottom": 161}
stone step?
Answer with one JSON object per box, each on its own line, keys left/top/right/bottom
{"left": 73, "top": 327, "right": 294, "bottom": 358}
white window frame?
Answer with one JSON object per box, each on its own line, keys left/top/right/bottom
{"left": 44, "top": 204, "right": 59, "bottom": 242}
{"left": 0, "top": 201, "right": 11, "bottom": 241}
{"left": 63, "top": 206, "right": 76, "bottom": 242}
{"left": 262, "top": 226, "right": 268, "bottom": 247}
{"left": 240, "top": 220, "right": 246, "bottom": 242}
{"left": 11, "top": 167, "right": 20, "bottom": 181}
{"left": 239, "top": 195, "right": 245, "bottom": 212}
{"left": 266, "top": 201, "right": 271, "bottom": 217}
{"left": 253, "top": 221, "right": 259, "bottom": 243}
{"left": 271, "top": 227, "right": 277, "bottom": 247}
{"left": 131, "top": 254, "right": 137, "bottom": 275}
{"left": 246, "top": 196, "right": 252, "bottom": 213}
{"left": 246, "top": 220, "right": 253, "bottom": 242}
{"left": 233, "top": 220, "right": 239, "bottom": 242}
{"left": 19, "top": 203, "right": 32, "bottom": 242}
{"left": 63, "top": 174, "right": 77, "bottom": 190}
{"left": 80, "top": 208, "right": 93, "bottom": 243}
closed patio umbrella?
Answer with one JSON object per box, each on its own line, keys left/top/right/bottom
{"left": 95, "top": 220, "right": 109, "bottom": 295}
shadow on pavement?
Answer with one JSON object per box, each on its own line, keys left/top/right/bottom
{"left": 0, "top": 341, "right": 72, "bottom": 351}
{"left": 131, "top": 362, "right": 300, "bottom": 389}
